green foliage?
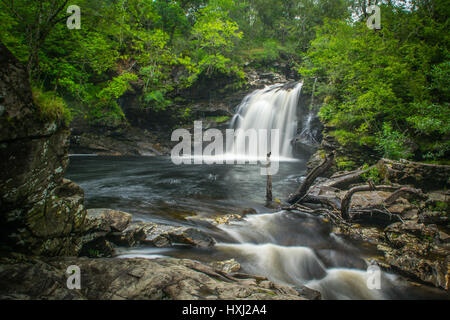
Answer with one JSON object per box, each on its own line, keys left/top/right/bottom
{"left": 32, "top": 87, "right": 72, "bottom": 126}
{"left": 301, "top": 2, "right": 449, "bottom": 162}
{"left": 1, "top": 0, "right": 448, "bottom": 154}
{"left": 361, "top": 165, "right": 382, "bottom": 185}
{"left": 336, "top": 156, "right": 356, "bottom": 171}
{"left": 143, "top": 90, "right": 172, "bottom": 111}
{"left": 207, "top": 116, "right": 230, "bottom": 123}
{"left": 376, "top": 123, "right": 413, "bottom": 160}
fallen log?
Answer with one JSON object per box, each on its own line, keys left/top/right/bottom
{"left": 322, "top": 167, "right": 372, "bottom": 190}
{"left": 341, "top": 184, "right": 399, "bottom": 220}
{"left": 350, "top": 206, "right": 403, "bottom": 226}
{"left": 384, "top": 187, "right": 427, "bottom": 206}
{"left": 300, "top": 194, "right": 341, "bottom": 211}
{"left": 288, "top": 151, "right": 335, "bottom": 204}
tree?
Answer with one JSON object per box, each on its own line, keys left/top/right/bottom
{"left": 0, "top": 0, "right": 71, "bottom": 79}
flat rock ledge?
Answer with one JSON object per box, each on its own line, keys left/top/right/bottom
{"left": 0, "top": 256, "right": 318, "bottom": 300}
{"left": 79, "top": 209, "right": 216, "bottom": 258}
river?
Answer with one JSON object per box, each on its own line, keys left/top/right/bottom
{"left": 66, "top": 155, "right": 446, "bottom": 300}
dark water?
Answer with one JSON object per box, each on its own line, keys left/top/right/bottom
{"left": 66, "top": 156, "right": 447, "bottom": 300}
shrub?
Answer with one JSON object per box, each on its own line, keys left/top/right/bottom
{"left": 376, "top": 123, "right": 413, "bottom": 160}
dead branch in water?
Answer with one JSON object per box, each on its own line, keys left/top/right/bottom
{"left": 288, "top": 151, "right": 335, "bottom": 204}
{"left": 266, "top": 152, "right": 272, "bottom": 202}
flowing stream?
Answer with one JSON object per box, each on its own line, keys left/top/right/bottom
{"left": 66, "top": 85, "right": 446, "bottom": 300}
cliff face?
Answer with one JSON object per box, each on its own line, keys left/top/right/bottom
{"left": 0, "top": 43, "right": 86, "bottom": 256}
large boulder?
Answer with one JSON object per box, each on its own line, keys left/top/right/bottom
{"left": 113, "top": 221, "right": 216, "bottom": 248}
{"left": 0, "top": 42, "right": 87, "bottom": 256}
{"left": 84, "top": 209, "right": 132, "bottom": 233}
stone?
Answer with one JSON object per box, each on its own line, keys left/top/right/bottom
{"left": 0, "top": 43, "right": 87, "bottom": 256}
{"left": 0, "top": 257, "right": 315, "bottom": 300}
{"left": 377, "top": 158, "right": 450, "bottom": 191}
{"left": 210, "top": 259, "right": 241, "bottom": 274}
{"left": 117, "top": 221, "right": 216, "bottom": 248}
{"left": 85, "top": 209, "right": 132, "bottom": 233}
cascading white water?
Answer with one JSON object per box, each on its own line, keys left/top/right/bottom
{"left": 215, "top": 211, "right": 414, "bottom": 300}
{"left": 227, "top": 82, "right": 303, "bottom": 160}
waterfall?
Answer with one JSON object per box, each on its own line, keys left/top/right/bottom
{"left": 227, "top": 82, "right": 303, "bottom": 160}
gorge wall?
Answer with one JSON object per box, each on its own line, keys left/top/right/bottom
{"left": 0, "top": 43, "right": 87, "bottom": 256}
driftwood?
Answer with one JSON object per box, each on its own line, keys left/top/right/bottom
{"left": 285, "top": 156, "right": 433, "bottom": 227}
{"left": 288, "top": 151, "right": 335, "bottom": 204}
{"left": 300, "top": 195, "right": 341, "bottom": 211}
{"left": 341, "top": 184, "right": 399, "bottom": 220}
{"left": 322, "top": 167, "right": 372, "bottom": 190}
{"left": 283, "top": 203, "right": 351, "bottom": 227}
{"left": 350, "top": 206, "right": 403, "bottom": 225}
{"left": 384, "top": 187, "right": 427, "bottom": 206}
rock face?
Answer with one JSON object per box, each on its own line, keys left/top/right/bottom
{"left": 0, "top": 257, "right": 311, "bottom": 300}
{"left": 377, "top": 158, "right": 450, "bottom": 191}
{"left": 0, "top": 43, "right": 87, "bottom": 256}
{"left": 70, "top": 125, "right": 170, "bottom": 156}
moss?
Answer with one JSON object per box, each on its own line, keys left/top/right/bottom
{"left": 207, "top": 116, "right": 231, "bottom": 124}
{"left": 256, "top": 289, "right": 276, "bottom": 296}
{"left": 32, "top": 87, "right": 72, "bottom": 126}
{"left": 336, "top": 156, "right": 357, "bottom": 171}
{"left": 427, "top": 201, "right": 449, "bottom": 214}
{"left": 361, "top": 165, "right": 382, "bottom": 184}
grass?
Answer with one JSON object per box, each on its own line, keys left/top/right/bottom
{"left": 32, "top": 87, "right": 72, "bottom": 126}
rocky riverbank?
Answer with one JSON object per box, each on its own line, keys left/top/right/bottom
{"left": 286, "top": 154, "right": 450, "bottom": 292}
{"left": 0, "top": 42, "right": 320, "bottom": 301}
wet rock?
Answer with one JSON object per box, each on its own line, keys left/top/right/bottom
{"left": 334, "top": 218, "right": 448, "bottom": 290}
{"left": 438, "top": 231, "right": 450, "bottom": 243}
{"left": 117, "top": 222, "right": 216, "bottom": 248}
{"left": 109, "top": 222, "right": 148, "bottom": 247}
{"left": 70, "top": 128, "right": 169, "bottom": 156}
{"left": 295, "top": 286, "right": 322, "bottom": 300}
{"left": 210, "top": 259, "right": 241, "bottom": 274}
{"left": 246, "top": 70, "right": 288, "bottom": 89}
{"left": 212, "top": 214, "right": 244, "bottom": 226}
{"left": 85, "top": 209, "right": 132, "bottom": 233}
{"left": 79, "top": 209, "right": 132, "bottom": 258}
{"left": 0, "top": 43, "right": 87, "bottom": 256}
{"left": 79, "top": 237, "right": 115, "bottom": 258}
{"left": 0, "top": 257, "right": 312, "bottom": 300}
{"left": 377, "top": 245, "right": 448, "bottom": 291}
